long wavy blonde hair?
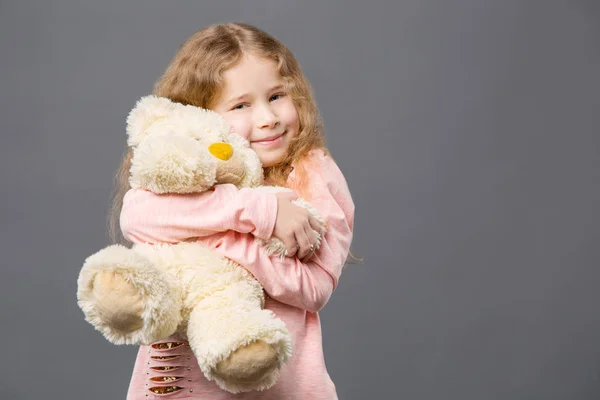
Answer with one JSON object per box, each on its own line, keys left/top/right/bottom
{"left": 108, "top": 22, "right": 327, "bottom": 244}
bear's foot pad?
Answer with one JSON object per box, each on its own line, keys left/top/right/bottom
{"left": 213, "top": 340, "right": 278, "bottom": 384}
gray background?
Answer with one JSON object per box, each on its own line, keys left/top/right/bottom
{"left": 2, "top": 0, "right": 599, "bottom": 399}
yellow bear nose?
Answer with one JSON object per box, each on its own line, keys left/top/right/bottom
{"left": 208, "top": 143, "right": 233, "bottom": 161}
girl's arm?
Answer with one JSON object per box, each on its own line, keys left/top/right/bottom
{"left": 121, "top": 150, "right": 355, "bottom": 312}
{"left": 120, "top": 183, "right": 278, "bottom": 243}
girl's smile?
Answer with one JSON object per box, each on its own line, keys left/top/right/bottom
{"left": 252, "top": 130, "right": 286, "bottom": 147}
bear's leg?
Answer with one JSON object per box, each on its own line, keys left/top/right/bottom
{"left": 92, "top": 270, "right": 145, "bottom": 333}
{"left": 77, "top": 244, "right": 182, "bottom": 345}
{"left": 186, "top": 281, "right": 292, "bottom": 394}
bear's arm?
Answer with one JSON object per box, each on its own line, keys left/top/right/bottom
{"left": 120, "top": 184, "right": 278, "bottom": 244}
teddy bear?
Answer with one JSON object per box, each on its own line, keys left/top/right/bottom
{"left": 76, "top": 95, "right": 325, "bottom": 393}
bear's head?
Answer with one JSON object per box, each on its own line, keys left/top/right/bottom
{"left": 125, "top": 95, "right": 264, "bottom": 194}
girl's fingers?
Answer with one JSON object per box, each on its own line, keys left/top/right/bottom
{"left": 294, "top": 230, "right": 312, "bottom": 260}
{"left": 309, "top": 215, "right": 325, "bottom": 235}
{"left": 283, "top": 234, "right": 298, "bottom": 257}
{"left": 300, "top": 225, "right": 319, "bottom": 262}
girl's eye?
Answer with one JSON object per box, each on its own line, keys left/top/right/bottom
{"left": 232, "top": 103, "right": 248, "bottom": 111}
{"left": 270, "top": 93, "right": 285, "bottom": 102}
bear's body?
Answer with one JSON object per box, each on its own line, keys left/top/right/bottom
{"left": 77, "top": 96, "right": 325, "bottom": 394}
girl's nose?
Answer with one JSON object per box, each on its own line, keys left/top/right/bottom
{"left": 208, "top": 143, "right": 233, "bottom": 160}
{"left": 255, "top": 103, "right": 279, "bottom": 129}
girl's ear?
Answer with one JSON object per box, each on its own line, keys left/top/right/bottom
{"left": 126, "top": 95, "right": 176, "bottom": 148}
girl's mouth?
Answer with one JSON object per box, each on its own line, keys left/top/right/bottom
{"left": 253, "top": 131, "right": 286, "bottom": 146}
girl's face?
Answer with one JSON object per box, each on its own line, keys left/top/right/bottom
{"left": 212, "top": 54, "right": 300, "bottom": 168}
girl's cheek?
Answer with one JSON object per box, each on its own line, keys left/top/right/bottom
{"left": 232, "top": 123, "right": 250, "bottom": 139}
{"left": 222, "top": 116, "right": 250, "bottom": 139}
{"left": 278, "top": 99, "right": 299, "bottom": 128}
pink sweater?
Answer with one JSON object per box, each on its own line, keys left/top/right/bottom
{"left": 120, "top": 149, "right": 355, "bottom": 400}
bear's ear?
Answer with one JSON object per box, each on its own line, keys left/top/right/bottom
{"left": 126, "top": 95, "right": 176, "bottom": 147}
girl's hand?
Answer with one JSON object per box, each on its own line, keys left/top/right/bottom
{"left": 273, "top": 192, "right": 324, "bottom": 259}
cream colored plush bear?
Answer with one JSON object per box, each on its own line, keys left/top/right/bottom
{"left": 77, "top": 96, "right": 325, "bottom": 393}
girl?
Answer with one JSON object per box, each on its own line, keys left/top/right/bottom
{"left": 113, "top": 22, "right": 354, "bottom": 399}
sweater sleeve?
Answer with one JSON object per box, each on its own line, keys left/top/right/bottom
{"left": 120, "top": 150, "right": 355, "bottom": 312}
{"left": 120, "top": 184, "right": 278, "bottom": 243}
{"left": 210, "top": 152, "right": 354, "bottom": 312}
